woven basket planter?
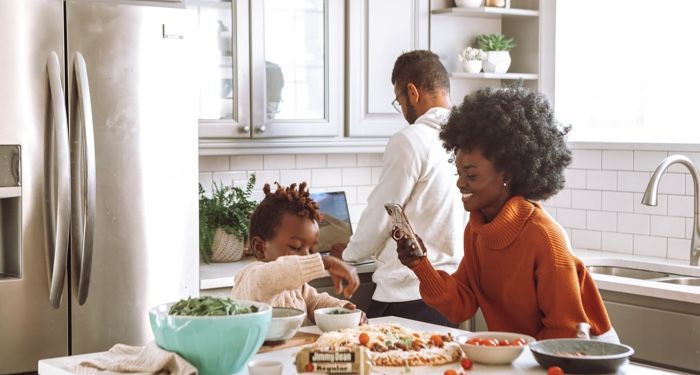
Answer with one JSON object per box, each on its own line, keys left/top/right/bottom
{"left": 210, "top": 227, "right": 247, "bottom": 262}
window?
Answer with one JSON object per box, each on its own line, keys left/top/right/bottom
{"left": 555, "top": 0, "right": 700, "bottom": 143}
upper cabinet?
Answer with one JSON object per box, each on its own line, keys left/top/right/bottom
{"left": 193, "top": 0, "right": 344, "bottom": 140}
{"left": 346, "top": 0, "right": 430, "bottom": 137}
{"left": 430, "top": 0, "right": 552, "bottom": 104}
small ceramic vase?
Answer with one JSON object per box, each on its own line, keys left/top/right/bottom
{"left": 463, "top": 60, "right": 483, "bottom": 73}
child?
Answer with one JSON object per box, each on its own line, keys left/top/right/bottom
{"left": 230, "top": 182, "right": 362, "bottom": 324}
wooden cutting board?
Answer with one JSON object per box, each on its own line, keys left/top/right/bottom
{"left": 258, "top": 331, "right": 319, "bottom": 353}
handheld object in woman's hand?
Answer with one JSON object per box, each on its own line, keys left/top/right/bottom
{"left": 384, "top": 203, "right": 424, "bottom": 257}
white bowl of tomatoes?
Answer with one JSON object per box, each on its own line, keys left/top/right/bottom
{"left": 455, "top": 331, "right": 535, "bottom": 365}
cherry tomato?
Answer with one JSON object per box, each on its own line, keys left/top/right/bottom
{"left": 460, "top": 358, "right": 473, "bottom": 370}
{"left": 513, "top": 338, "right": 527, "bottom": 346}
{"left": 358, "top": 332, "right": 370, "bottom": 346}
{"left": 498, "top": 339, "right": 510, "bottom": 346}
{"left": 431, "top": 335, "right": 444, "bottom": 347}
{"left": 305, "top": 362, "right": 314, "bottom": 372}
{"left": 465, "top": 338, "right": 481, "bottom": 346}
{"left": 547, "top": 366, "right": 564, "bottom": 375}
{"left": 444, "top": 370, "right": 458, "bottom": 375}
{"left": 480, "top": 338, "right": 498, "bottom": 347}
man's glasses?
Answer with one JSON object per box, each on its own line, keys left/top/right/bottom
{"left": 391, "top": 94, "right": 402, "bottom": 113}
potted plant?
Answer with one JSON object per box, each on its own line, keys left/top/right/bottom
{"left": 476, "top": 33, "right": 516, "bottom": 73}
{"left": 458, "top": 46, "right": 486, "bottom": 73}
{"left": 199, "top": 174, "right": 257, "bottom": 263}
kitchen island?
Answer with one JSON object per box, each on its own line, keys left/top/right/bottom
{"left": 39, "top": 316, "right": 679, "bottom": 375}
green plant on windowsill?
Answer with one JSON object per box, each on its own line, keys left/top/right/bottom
{"left": 476, "top": 33, "right": 516, "bottom": 51}
{"left": 199, "top": 174, "right": 257, "bottom": 263}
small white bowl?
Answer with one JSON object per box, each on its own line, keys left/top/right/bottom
{"left": 313, "top": 307, "right": 361, "bottom": 332}
{"left": 455, "top": 0, "right": 483, "bottom": 8}
{"left": 455, "top": 331, "right": 535, "bottom": 365}
{"left": 265, "top": 307, "right": 305, "bottom": 342}
{"left": 247, "top": 360, "right": 283, "bottom": 375}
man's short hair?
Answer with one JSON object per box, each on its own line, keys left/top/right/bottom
{"left": 391, "top": 50, "right": 450, "bottom": 93}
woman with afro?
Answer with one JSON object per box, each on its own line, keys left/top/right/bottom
{"left": 394, "top": 86, "right": 618, "bottom": 341}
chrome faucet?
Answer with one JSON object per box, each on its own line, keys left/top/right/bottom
{"left": 642, "top": 154, "right": 700, "bottom": 266}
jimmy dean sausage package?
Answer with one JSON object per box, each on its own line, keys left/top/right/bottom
{"left": 295, "top": 346, "right": 371, "bottom": 374}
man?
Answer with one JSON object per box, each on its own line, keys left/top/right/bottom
{"left": 331, "top": 50, "right": 465, "bottom": 326}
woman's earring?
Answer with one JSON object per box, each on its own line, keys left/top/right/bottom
{"left": 503, "top": 181, "right": 508, "bottom": 187}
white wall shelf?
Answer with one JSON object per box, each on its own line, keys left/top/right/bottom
{"left": 431, "top": 7, "right": 538, "bottom": 18}
{"left": 451, "top": 72, "right": 538, "bottom": 80}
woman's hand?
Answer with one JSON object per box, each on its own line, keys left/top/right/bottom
{"left": 343, "top": 302, "right": 368, "bottom": 325}
{"left": 322, "top": 255, "right": 360, "bottom": 298}
{"left": 393, "top": 226, "right": 426, "bottom": 269}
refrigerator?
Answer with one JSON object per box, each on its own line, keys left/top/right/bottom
{"left": 0, "top": 0, "right": 199, "bottom": 373}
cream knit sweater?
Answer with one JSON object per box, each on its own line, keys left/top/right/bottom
{"left": 230, "top": 253, "right": 348, "bottom": 324}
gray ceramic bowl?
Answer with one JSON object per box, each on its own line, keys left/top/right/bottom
{"left": 529, "top": 338, "right": 634, "bottom": 374}
{"left": 264, "top": 307, "right": 305, "bottom": 342}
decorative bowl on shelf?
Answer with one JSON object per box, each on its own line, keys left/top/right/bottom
{"left": 455, "top": 0, "right": 483, "bottom": 8}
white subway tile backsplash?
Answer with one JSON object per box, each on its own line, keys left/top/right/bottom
{"left": 633, "top": 235, "right": 667, "bottom": 258}
{"left": 211, "top": 171, "right": 247, "bottom": 187}
{"left": 668, "top": 238, "right": 691, "bottom": 261}
{"left": 296, "top": 154, "right": 327, "bottom": 169}
{"left": 667, "top": 195, "right": 693, "bottom": 217}
{"left": 342, "top": 168, "right": 372, "bottom": 186}
{"left": 564, "top": 169, "right": 586, "bottom": 189}
{"left": 327, "top": 154, "right": 357, "bottom": 167}
{"left": 557, "top": 208, "right": 587, "bottom": 229}
{"left": 650, "top": 215, "right": 686, "bottom": 238}
{"left": 570, "top": 149, "right": 601, "bottom": 169}
{"left": 602, "top": 191, "right": 634, "bottom": 213}
{"left": 657, "top": 173, "right": 685, "bottom": 195}
{"left": 357, "top": 185, "right": 374, "bottom": 204}
{"left": 571, "top": 190, "right": 601, "bottom": 210}
{"left": 229, "top": 155, "right": 263, "bottom": 170}
{"left": 685, "top": 174, "right": 693, "bottom": 195}
{"left": 357, "top": 153, "right": 383, "bottom": 167}
{"left": 572, "top": 229, "right": 601, "bottom": 250}
{"left": 602, "top": 150, "right": 633, "bottom": 171}
{"left": 311, "top": 168, "right": 342, "bottom": 187}
{"left": 633, "top": 193, "right": 667, "bottom": 215}
{"left": 586, "top": 170, "right": 617, "bottom": 191}
{"left": 601, "top": 232, "right": 633, "bottom": 254}
{"left": 633, "top": 151, "right": 667, "bottom": 172}
{"left": 618, "top": 171, "right": 651, "bottom": 193}
{"left": 341, "top": 187, "right": 358, "bottom": 205}
{"left": 686, "top": 218, "right": 693, "bottom": 240}
{"left": 249, "top": 170, "right": 280, "bottom": 190}
{"left": 199, "top": 156, "right": 229, "bottom": 171}
{"left": 587, "top": 211, "right": 617, "bottom": 232}
{"left": 618, "top": 213, "right": 650, "bottom": 235}
{"left": 263, "top": 155, "right": 295, "bottom": 170}
{"left": 544, "top": 189, "right": 571, "bottom": 208}
{"left": 279, "top": 169, "right": 312, "bottom": 186}
{"left": 198, "top": 172, "right": 213, "bottom": 194}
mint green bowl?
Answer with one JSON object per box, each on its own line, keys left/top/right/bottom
{"left": 149, "top": 300, "right": 271, "bottom": 375}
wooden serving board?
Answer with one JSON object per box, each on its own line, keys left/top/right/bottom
{"left": 258, "top": 331, "right": 320, "bottom": 353}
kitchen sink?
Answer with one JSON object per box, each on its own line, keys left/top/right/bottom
{"left": 656, "top": 277, "right": 700, "bottom": 286}
{"left": 587, "top": 266, "right": 673, "bottom": 280}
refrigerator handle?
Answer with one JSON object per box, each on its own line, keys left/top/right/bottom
{"left": 72, "top": 52, "right": 96, "bottom": 305}
{"left": 46, "top": 51, "right": 71, "bottom": 309}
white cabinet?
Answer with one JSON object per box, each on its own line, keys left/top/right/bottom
{"left": 430, "top": 0, "right": 554, "bottom": 103}
{"left": 194, "top": 0, "right": 344, "bottom": 140}
{"left": 346, "top": 0, "right": 430, "bottom": 137}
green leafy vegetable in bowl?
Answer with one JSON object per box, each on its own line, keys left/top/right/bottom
{"left": 169, "top": 296, "right": 259, "bottom": 316}
{"left": 327, "top": 309, "right": 351, "bottom": 315}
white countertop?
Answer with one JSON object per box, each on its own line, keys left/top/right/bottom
{"left": 38, "top": 316, "right": 677, "bottom": 375}
{"left": 200, "top": 250, "right": 700, "bottom": 304}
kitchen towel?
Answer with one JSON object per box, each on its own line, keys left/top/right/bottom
{"left": 69, "top": 341, "right": 197, "bottom": 375}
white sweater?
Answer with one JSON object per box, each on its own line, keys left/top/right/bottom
{"left": 342, "top": 107, "right": 466, "bottom": 302}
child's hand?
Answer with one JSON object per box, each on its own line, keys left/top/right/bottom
{"left": 343, "top": 302, "right": 369, "bottom": 325}
{"left": 322, "top": 256, "right": 360, "bottom": 298}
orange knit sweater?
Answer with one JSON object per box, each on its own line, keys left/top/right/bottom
{"left": 412, "top": 196, "right": 612, "bottom": 340}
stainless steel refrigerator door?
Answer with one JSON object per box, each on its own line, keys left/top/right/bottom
{"left": 0, "top": 0, "right": 69, "bottom": 373}
{"left": 65, "top": 0, "right": 199, "bottom": 354}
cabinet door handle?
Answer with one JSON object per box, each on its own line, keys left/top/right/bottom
{"left": 238, "top": 125, "right": 250, "bottom": 133}
{"left": 255, "top": 125, "right": 266, "bottom": 133}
